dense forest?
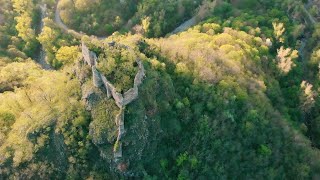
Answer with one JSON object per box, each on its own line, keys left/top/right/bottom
{"left": 1, "top": 0, "right": 320, "bottom": 179}
{"left": 57, "top": 0, "right": 205, "bottom": 37}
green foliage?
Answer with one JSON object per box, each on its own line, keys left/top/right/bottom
{"left": 0, "top": 60, "right": 100, "bottom": 178}
{"left": 176, "top": 152, "right": 188, "bottom": 167}
{"left": 97, "top": 45, "right": 138, "bottom": 92}
{"left": 58, "top": 0, "right": 205, "bottom": 37}
{"left": 0, "top": 0, "right": 39, "bottom": 59}
{"left": 37, "top": 18, "right": 79, "bottom": 69}
{"left": 258, "top": 144, "right": 272, "bottom": 156}
{"left": 137, "top": 20, "right": 320, "bottom": 177}
{"left": 58, "top": 0, "right": 137, "bottom": 36}
{"left": 0, "top": 60, "right": 43, "bottom": 92}
{"left": 55, "top": 46, "right": 80, "bottom": 65}
{"left": 0, "top": 111, "right": 15, "bottom": 126}
{"left": 310, "top": 48, "right": 320, "bottom": 67}
{"left": 1, "top": 0, "right": 320, "bottom": 179}
{"left": 135, "top": 0, "right": 204, "bottom": 37}
{"left": 90, "top": 98, "right": 118, "bottom": 144}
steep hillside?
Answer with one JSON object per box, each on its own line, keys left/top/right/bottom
{"left": 1, "top": 29, "right": 320, "bottom": 179}
{"left": 1, "top": 0, "right": 320, "bottom": 179}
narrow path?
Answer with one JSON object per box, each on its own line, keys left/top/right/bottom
{"left": 302, "top": 0, "right": 317, "bottom": 25}
{"left": 55, "top": 0, "right": 216, "bottom": 38}
{"left": 302, "top": 5, "right": 317, "bottom": 25}
{"left": 298, "top": 38, "right": 307, "bottom": 60}
{"left": 54, "top": 0, "right": 107, "bottom": 40}
{"left": 171, "top": 17, "right": 197, "bottom": 34}
{"left": 37, "top": 4, "right": 52, "bottom": 70}
{"left": 169, "top": 0, "right": 217, "bottom": 35}
{"left": 298, "top": 0, "right": 318, "bottom": 75}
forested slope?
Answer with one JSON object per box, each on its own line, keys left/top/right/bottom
{"left": 57, "top": 0, "right": 207, "bottom": 37}
{"left": 1, "top": 0, "right": 320, "bottom": 179}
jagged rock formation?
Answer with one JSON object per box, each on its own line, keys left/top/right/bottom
{"left": 80, "top": 41, "right": 145, "bottom": 172}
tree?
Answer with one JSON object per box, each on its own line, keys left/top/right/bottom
{"left": 300, "top": 81, "right": 315, "bottom": 111}
{"left": 142, "top": 16, "right": 151, "bottom": 35}
{"left": 104, "top": 24, "right": 114, "bottom": 35}
{"left": 12, "top": 0, "right": 34, "bottom": 14}
{"left": 75, "top": 0, "right": 89, "bottom": 11}
{"left": 37, "top": 26, "right": 57, "bottom": 49}
{"left": 273, "top": 22, "right": 285, "bottom": 43}
{"left": 15, "top": 15, "right": 35, "bottom": 42}
{"left": 310, "top": 49, "right": 320, "bottom": 67}
{"left": 276, "top": 46, "right": 298, "bottom": 74}
{"left": 56, "top": 46, "right": 80, "bottom": 64}
{"left": 113, "top": 16, "right": 122, "bottom": 28}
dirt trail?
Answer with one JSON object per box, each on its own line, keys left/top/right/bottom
{"left": 55, "top": 1, "right": 107, "bottom": 40}
{"left": 171, "top": 17, "right": 197, "bottom": 34}
{"left": 170, "top": 0, "right": 217, "bottom": 34}
{"left": 299, "top": 0, "right": 318, "bottom": 70}
{"left": 55, "top": 0, "right": 216, "bottom": 38}
{"left": 302, "top": 5, "right": 317, "bottom": 25}
{"left": 37, "top": 4, "right": 52, "bottom": 70}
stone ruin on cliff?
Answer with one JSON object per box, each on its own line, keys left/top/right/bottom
{"left": 80, "top": 41, "right": 146, "bottom": 171}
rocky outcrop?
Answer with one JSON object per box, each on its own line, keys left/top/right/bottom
{"left": 80, "top": 41, "right": 145, "bottom": 172}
